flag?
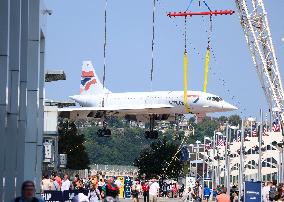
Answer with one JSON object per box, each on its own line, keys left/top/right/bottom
{"left": 251, "top": 123, "right": 257, "bottom": 137}
{"left": 205, "top": 139, "right": 212, "bottom": 151}
{"left": 272, "top": 119, "right": 280, "bottom": 132}
{"left": 235, "top": 130, "right": 241, "bottom": 142}
{"left": 263, "top": 125, "right": 269, "bottom": 136}
{"left": 217, "top": 135, "right": 225, "bottom": 146}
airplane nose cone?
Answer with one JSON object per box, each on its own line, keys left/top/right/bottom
{"left": 222, "top": 102, "right": 238, "bottom": 111}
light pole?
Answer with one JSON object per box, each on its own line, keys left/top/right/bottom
{"left": 226, "top": 125, "right": 238, "bottom": 195}
{"left": 215, "top": 132, "right": 223, "bottom": 185}
{"left": 195, "top": 140, "right": 201, "bottom": 181}
{"left": 272, "top": 107, "right": 283, "bottom": 182}
{"left": 239, "top": 120, "right": 245, "bottom": 201}
{"left": 202, "top": 137, "right": 211, "bottom": 193}
{"left": 188, "top": 144, "right": 194, "bottom": 177}
{"left": 247, "top": 117, "right": 256, "bottom": 180}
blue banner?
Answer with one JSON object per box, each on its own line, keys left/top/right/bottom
{"left": 42, "top": 190, "right": 89, "bottom": 202}
{"left": 244, "top": 181, "right": 261, "bottom": 202}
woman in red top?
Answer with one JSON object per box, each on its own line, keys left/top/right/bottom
{"left": 142, "top": 182, "right": 149, "bottom": 202}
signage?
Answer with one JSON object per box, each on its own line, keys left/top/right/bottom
{"left": 118, "top": 176, "right": 125, "bottom": 199}
{"left": 59, "top": 154, "right": 67, "bottom": 168}
{"left": 244, "top": 181, "right": 261, "bottom": 202}
{"left": 42, "top": 190, "right": 89, "bottom": 202}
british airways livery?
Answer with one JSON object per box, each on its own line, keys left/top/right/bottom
{"left": 59, "top": 61, "right": 237, "bottom": 138}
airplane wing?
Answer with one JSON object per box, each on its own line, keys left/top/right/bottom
{"left": 58, "top": 104, "right": 175, "bottom": 120}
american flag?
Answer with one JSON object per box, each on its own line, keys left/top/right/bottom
{"left": 217, "top": 135, "right": 225, "bottom": 146}
{"left": 272, "top": 119, "right": 281, "bottom": 132}
{"left": 263, "top": 125, "right": 269, "bottom": 136}
{"left": 251, "top": 123, "right": 257, "bottom": 137}
{"left": 204, "top": 138, "right": 212, "bottom": 151}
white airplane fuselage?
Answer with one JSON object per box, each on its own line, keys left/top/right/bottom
{"left": 71, "top": 90, "right": 237, "bottom": 115}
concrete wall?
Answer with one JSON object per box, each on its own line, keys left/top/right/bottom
{"left": 44, "top": 106, "right": 58, "bottom": 135}
{"left": 0, "top": 0, "right": 46, "bottom": 200}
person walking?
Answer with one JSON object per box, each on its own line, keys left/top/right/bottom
{"left": 149, "top": 178, "right": 159, "bottom": 202}
{"left": 262, "top": 181, "right": 271, "bottom": 202}
{"left": 42, "top": 175, "right": 52, "bottom": 191}
{"left": 142, "top": 181, "right": 150, "bottom": 202}
{"left": 89, "top": 182, "right": 101, "bottom": 202}
{"left": 104, "top": 177, "right": 120, "bottom": 202}
{"left": 13, "top": 181, "right": 45, "bottom": 202}
{"left": 203, "top": 184, "right": 211, "bottom": 202}
{"left": 50, "top": 176, "right": 60, "bottom": 191}
{"left": 181, "top": 187, "right": 193, "bottom": 202}
{"left": 179, "top": 184, "right": 185, "bottom": 198}
{"left": 62, "top": 174, "right": 71, "bottom": 191}
{"left": 269, "top": 180, "right": 278, "bottom": 201}
{"left": 216, "top": 187, "right": 230, "bottom": 202}
{"left": 191, "top": 181, "right": 202, "bottom": 202}
{"left": 161, "top": 182, "right": 167, "bottom": 197}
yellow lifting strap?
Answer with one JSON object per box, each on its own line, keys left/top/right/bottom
{"left": 203, "top": 48, "right": 210, "bottom": 93}
{"left": 184, "top": 52, "right": 190, "bottom": 112}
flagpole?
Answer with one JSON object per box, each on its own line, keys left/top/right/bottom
{"left": 227, "top": 127, "right": 231, "bottom": 194}
{"left": 239, "top": 119, "right": 244, "bottom": 201}
{"left": 213, "top": 131, "right": 216, "bottom": 191}
{"left": 225, "top": 122, "right": 230, "bottom": 195}
{"left": 258, "top": 109, "right": 263, "bottom": 182}
{"left": 202, "top": 136, "right": 206, "bottom": 194}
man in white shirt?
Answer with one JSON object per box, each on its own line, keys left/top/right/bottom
{"left": 262, "top": 181, "right": 271, "bottom": 202}
{"left": 61, "top": 174, "right": 71, "bottom": 191}
{"left": 149, "top": 179, "right": 160, "bottom": 202}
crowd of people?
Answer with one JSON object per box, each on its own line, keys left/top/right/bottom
{"left": 11, "top": 174, "right": 284, "bottom": 202}
{"left": 262, "top": 180, "right": 284, "bottom": 201}
{"left": 41, "top": 173, "right": 121, "bottom": 201}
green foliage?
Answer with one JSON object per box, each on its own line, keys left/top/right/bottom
{"left": 80, "top": 114, "right": 240, "bottom": 171}
{"left": 134, "top": 137, "right": 182, "bottom": 179}
{"left": 58, "top": 120, "right": 90, "bottom": 170}
{"left": 83, "top": 125, "right": 152, "bottom": 165}
{"left": 228, "top": 115, "right": 241, "bottom": 127}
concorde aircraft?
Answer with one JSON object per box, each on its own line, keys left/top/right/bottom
{"left": 59, "top": 61, "right": 237, "bottom": 138}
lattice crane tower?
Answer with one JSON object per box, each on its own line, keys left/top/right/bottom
{"left": 235, "top": 0, "right": 284, "bottom": 123}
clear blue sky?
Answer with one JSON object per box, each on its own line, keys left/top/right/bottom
{"left": 44, "top": 0, "right": 284, "bottom": 119}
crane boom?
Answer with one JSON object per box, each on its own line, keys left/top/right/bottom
{"left": 235, "top": 0, "right": 284, "bottom": 123}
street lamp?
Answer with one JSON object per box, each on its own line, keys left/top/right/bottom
{"left": 188, "top": 144, "right": 194, "bottom": 176}
{"left": 195, "top": 140, "right": 201, "bottom": 180}
{"left": 225, "top": 125, "right": 238, "bottom": 194}
{"left": 202, "top": 137, "right": 212, "bottom": 191}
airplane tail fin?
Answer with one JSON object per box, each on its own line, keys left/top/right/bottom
{"left": 80, "top": 60, "right": 111, "bottom": 95}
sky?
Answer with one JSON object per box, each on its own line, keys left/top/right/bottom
{"left": 44, "top": 0, "right": 284, "bottom": 120}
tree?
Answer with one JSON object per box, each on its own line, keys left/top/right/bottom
{"left": 193, "top": 118, "right": 219, "bottom": 142}
{"left": 83, "top": 125, "right": 152, "bottom": 165}
{"left": 134, "top": 137, "right": 182, "bottom": 179}
{"left": 58, "top": 120, "right": 90, "bottom": 170}
{"left": 228, "top": 115, "right": 241, "bottom": 127}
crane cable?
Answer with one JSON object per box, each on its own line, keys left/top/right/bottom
{"left": 103, "top": 0, "right": 107, "bottom": 88}
{"left": 203, "top": 15, "right": 212, "bottom": 93}
{"left": 184, "top": 16, "right": 190, "bottom": 113}
{"left": 150, "top": 0, "right": 156, "bottom": 91}
{"left": 102, "top": 0, "right": 108, "bottom": 107}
